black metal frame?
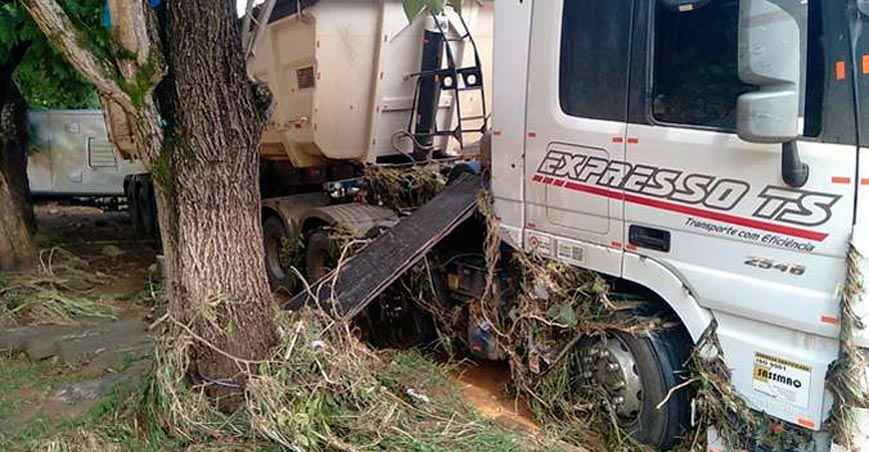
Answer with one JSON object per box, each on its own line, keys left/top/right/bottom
{"left": 406, "top": 10, "right": 489, "bottom": 155}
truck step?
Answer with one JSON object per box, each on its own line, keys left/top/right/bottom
{"left": 284, "top": 173, "right": 482, "bottom": 318}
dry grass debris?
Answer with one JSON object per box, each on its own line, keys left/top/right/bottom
{"left": 38, "top": 429, "right": 123, "bottom": 452}
{"left": 363, "top": 163, "right": 447, "bottom": 212}
{"left": 148, "top": 307, "right": 543, "bottom": 451}
{"left": 0, "top": 248, "right": 116, "bottom": 326}
{"left": 826, "top": 244, "right": 869, "bottom": 451}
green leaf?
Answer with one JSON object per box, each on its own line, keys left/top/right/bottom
{"left": 404, "top": 0, "right": 457, "bottom": 21}
{"left": 428, "top": 0, "right": 445, "bottom": 14}
{"left": 548, "top": 303, "right": 578, "bottom": 328}
{"left": 403, "top": 0, "right": 424, "bottom": 21}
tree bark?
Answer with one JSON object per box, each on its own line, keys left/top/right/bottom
{"left": 24, "top": 0, "right": 278, "bottom": 388}
{"left": 157, "top": 0, "right": 277, "bottom": 386}
{"left": 0, "top": 45, "right": 37, "bottom": 271}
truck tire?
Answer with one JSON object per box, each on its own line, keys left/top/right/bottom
{"left": 305, "top": 227, "right": 332, "bottom": 282}
{"left": 125, "top": 177, "right": 144, "bottom": 238}
{"left": 138, "top": 179, "right": 157, "bottom": 237}
{"left": 579, "top": 328, "right": 691, "bottom": 449}
{"left": 263, "top": 215, "right": 291, "bottom": 289}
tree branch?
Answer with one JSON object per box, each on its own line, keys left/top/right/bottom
{"left": 21, "top": 0, "right": 136, "bottom": 113}
{"left": 0, "top": 41, "right": 32, "bottom": 105}
{"left": 5, "top": 41, "right": 33, "bottom": 75}
{"left": 240, "top": 0, "right": 258, "bottom": 49}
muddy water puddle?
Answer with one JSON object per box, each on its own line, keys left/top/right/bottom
{"left": 451, "top": 360, "right": 539, "bottom": 433}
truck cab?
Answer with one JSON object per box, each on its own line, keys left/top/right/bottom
{"left": 492, "top": 0, "right": 869, "bottom": 448}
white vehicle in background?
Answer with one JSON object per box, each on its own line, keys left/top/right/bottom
{"left": 27, "top": 110, "right": 145, "bottom": 203}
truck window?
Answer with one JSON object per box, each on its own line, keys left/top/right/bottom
{"left": 651, "top": 0, "right": 819, "bottom": 135}
{"left": 559, "top": 0, "right": 633, "bottom": 122}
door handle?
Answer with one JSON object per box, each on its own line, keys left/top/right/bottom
{"left": 629, "top": 225, "right": 671, "bottom": 253}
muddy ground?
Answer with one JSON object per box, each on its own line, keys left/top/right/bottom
{"left": 0, "top": 204, "right": 543, "bottom": 450}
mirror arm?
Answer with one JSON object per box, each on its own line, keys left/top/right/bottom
{"left": 781, "top": 141, "right": 809, "bottom": 187}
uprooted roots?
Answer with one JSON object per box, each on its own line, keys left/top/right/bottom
{"left": 0, "top": 247, "right": 116, "bottom": 326}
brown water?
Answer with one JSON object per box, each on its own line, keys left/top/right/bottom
{"left": 451, "top": 360, "right": 539, "bottom": 433}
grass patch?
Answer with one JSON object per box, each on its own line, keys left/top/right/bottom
{"left": 0, "top": 362, "right": 182, "bottom": 452}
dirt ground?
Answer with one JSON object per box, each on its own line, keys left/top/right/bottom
{"left": 0, "top": 205, "right": 158, "bottom": 445}
{"left": 1, "top": 203, "right": 546, "bottom": 450}
{"left": 32, "top": 204, "right": 158, "bottom": 318}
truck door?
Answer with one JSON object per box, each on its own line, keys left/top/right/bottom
{"left": 523, "top": 0, "right": 634, "bottom": 277}
{"left": 623, "top": 0, "right": 858, "bottom": 427}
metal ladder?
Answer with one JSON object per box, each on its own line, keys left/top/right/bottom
{"left": 406, "top": 9, "right": 489, "bottom": 151}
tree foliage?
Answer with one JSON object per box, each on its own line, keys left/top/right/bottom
{"left": 0, "top": 0, "right": 100, "bottom": 109}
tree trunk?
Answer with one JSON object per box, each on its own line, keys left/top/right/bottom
{"left": 157, "top": 0, "right": 277, "bottom": 386}
{"left": 22, "top": 0, "right": 278, "bottom": 389}
{"left": 0, "top": 56, "right": 37, "bottom": 271}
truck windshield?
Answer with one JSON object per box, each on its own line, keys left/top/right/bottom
{"left": 652, "top": 0, "right": 822, "bottom": 137}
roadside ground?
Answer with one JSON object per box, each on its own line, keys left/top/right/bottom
{"left": 0, "top": 204, "right": 575, "bottom": 451}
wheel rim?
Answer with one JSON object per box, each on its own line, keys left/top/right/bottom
{"left": 578, "top": 334, "right": 645, "bottom": 423}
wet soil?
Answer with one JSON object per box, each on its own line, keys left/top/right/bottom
{"left": 452, "top": 360, "right": 539, "bottom": 433}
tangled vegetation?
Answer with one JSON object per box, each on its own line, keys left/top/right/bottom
{"left": 363, "top": 163, "right": 447, "bottom": 212}
{"left": 14, "top": 164, "right": 858, "bottom": 452}
{"left": 826, "top": 244, "right": 869, "bottom": 451}
{"left": 0, "top": 247, "right": 116, "bottom": 326}
{"left": 146, "top": 305, "right": 551, "bottom": 451}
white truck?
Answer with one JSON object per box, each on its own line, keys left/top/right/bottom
{"left": 27, "top": 110, "right": 145, "bottom": 202}
{"left": 121, "top": 0, "right": 869, "bottom": 449}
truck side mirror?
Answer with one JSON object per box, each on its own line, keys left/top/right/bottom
{"left": 737, "top": 0, "right": 806, "bottom": 186}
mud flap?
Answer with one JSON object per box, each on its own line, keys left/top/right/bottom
{"left": 284, "top": 173, "right": 481, "bottom": 318}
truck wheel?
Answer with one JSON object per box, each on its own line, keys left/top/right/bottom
{"left": 126, "top": 177, "right": 144, "bottom": 238}
{"left": 263, "top": 216, "right": 291, "bottom": 289}
{"left": 138, "top": 180, "right": 157, "bottom": 237}
{"left": 577, "top": 328, "right": 691, "bottom": 449}
{"left": 305, "top": 227, "right": 332, "bottom": 282}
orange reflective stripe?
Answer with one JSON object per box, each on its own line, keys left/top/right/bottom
{"left": 821, "top": 315, "right": 840, "bottom": 325}
{"left": 836, "top": 61, "right": 846, "bottom": 80}
{"left": 797, "top": 417, "right": 816, "bottom": 429}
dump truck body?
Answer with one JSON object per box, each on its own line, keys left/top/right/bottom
{"left": 248, "top": 0, "right": 493, "bottom": 167}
